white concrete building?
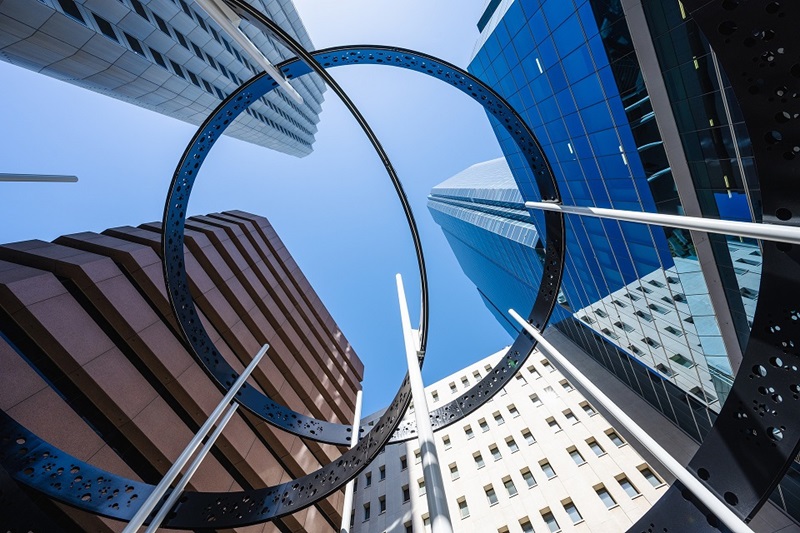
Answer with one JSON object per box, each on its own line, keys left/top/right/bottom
{"left": 349, "top": 348, "right": 668, "bottom": 533}
{"left": 0, "top": 0, "right": 324, "bottom": 155}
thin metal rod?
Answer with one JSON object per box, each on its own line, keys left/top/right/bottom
{"left": 525, "top": 201, "right": 800, "bottom": 245}
{"left": 339, "top": 389, "right": 363, "bottom": 533}
{"left": 123, "top": 344, "right": 269, "bottom": 532}
{"left": 193, "top": 0, "right": 303, "bottom": 104}
{"left": 144, "top": 403, "right": 240, "bottom": 533}
{"left": 396, "top": 274, "right": 453, "bottom": 533}
{"left": 508, "top": 310, "right": 752, "bottom": 533}
{"left": 0, "top": 174, "right": 78, "bottom": 183}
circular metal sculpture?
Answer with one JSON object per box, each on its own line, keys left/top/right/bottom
{"left": 3, "top": 0, "right": 799, "bottom": 531}
{"left": 0, "top": 42, "right": 565, "bottom": 531}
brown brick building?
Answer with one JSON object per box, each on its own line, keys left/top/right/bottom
{"left": 0, "top": 211, "right": 364, "bottom": 532}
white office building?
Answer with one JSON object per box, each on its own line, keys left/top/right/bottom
{"left": 0, "top": 0, "right": 324, "bottom": 155}
{"left": 349, "top": 348, "right": 668, "bottom": 532}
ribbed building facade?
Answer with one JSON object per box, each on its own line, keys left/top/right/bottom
{"left": 349, "top": 348, "right": 668, "bottom": 532}
{"left": 0, "top": 210, "right": 363, "bottom": 531}
{"left": 0, "top": 0, "right": 324, "bottom": 155}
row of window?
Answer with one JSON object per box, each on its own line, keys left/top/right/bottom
{"left": 54, "top": 0, "right": 313, "bottom": 147}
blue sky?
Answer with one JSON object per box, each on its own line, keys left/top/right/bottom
{"left": 0, "top": 0, "right": 513, "bottom": 415}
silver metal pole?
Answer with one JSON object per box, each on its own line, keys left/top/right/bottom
{"left": 339, "top": 389, "right": 363, "bottom": 533}
{"left": 0, "top": 174, "right": 78, "bottom": 183}
{"left": 508, "top": 310, "right": 752, "bottom": 533}
{"left": 525, "top": 201, "right": 800, "bottom": 245}
{"left": 144, "top": 403, "right": 240, "bottom": 532}
{"left": 396, "top": 274, "right": 453, "bottom": 533}
{"left": 123, "top": 343, "right": 269, "bottom": 532}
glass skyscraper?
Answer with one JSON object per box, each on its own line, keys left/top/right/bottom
{"left": 0, "top": 0, "right": 324, "bottom": 155}
{"left": 430, "top": 0, "right": 798, "bottom": 518}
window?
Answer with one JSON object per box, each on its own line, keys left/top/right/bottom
{"left": 474, "top": 451, "right": 485, "bottom": 469}
{"left": 354, "top": 478, "right": 358, "bottom": 491}
{"left": 560, "top": 380, "right": 574, "bottom": 392}
{"left": 350, "top": 510, "right": 354, "bottom": 528}
{"left": 405, "top": 522, "right": 413, "bottom": 533}
{"left": 568, "top": 447, "right": 586, "bottom": 465}
{"left": 432, "top": 391, "right": 439, "bottom": 403}
{"left": 506, "top": 437, "right": 519, "bottom": 453}
{"left": 601, "top": 327, "right": 620, "bottom": 340}
{"left": 418, "top": 478, "right": 426, "bottom": 496}
{"left": 587, "top": 438, "right": 605, "bottom": 456}
{"left": 130, "top": 0, "right": 149, "bottom": 20}
{"left": 690, "top": 386, "right": 717, "bottom": 403}
{"left": 443, "top": 435, "right": 451, "bottom": 450}
{"left": 93, "top": 14, "right": 118, "bottom": 42}
{"left": 607, "top": 431, "right": 625, "bottom": 447}
{"left": 648, "top": 279, "right": 666, "bottom": 288}
{"left": 379, "top": 495, "right": 386, "bottom": 514}
{"left": 150, "top": 48, "right": 166, "bottom": 68}
{"left": 365, "top": 472, "right": 371, "bottom": 487}
{"left": 169, "top": 60, "right": 185, "bottom": 79}
{"left": 124, "top": 33, "right": 145, "bottom": 55}
{"left": 670, "top": 353, "right": 694, "bottom": 368}
{"left": 379, "top": 465, "right": 386, "bottom": 481}
{"left": 542, "top": 510, "right": 560, "bottom": 532}
{"left": 400, "top": 455, "right": 408, "bottom": 470}
{"left": 563, "top": 501, "right": 583, "bottom": 523}
{"left": 521, "top": 468, "right": 536, "bottom": 487}
{"left": 484, "top": 485, "right": 498, "bottom": 505}
{"left": 635, "top": 310, "right": 654, "bottom": 322}
{"left": 596, "top": 485, "right": 617, "bottom": 508}
{"left": 547, "top": 417, "right": 561, "bottom": 433}
{"left": 414, "top": 449, "right": 421, "bottom": 464}
{"left": 614, "top": 320, "right": 635, "bottom": 332}
{"left": 530, "top": 394, "right": 543, "bottom": 407}
{"left": 628, "top": 344, "right": 644, "bottom": 355}
{"left": 458, "top": 498, "right": 469, "bottom": 519}
{"left": 581, "top": 402, "right": 596, "bottom": 416}
{"left": 522, "top": 429, "right": 535, "bottom": 445}
{"left": 540, "top": 460, "right": 556, "bottom": 479}
{"left": 473, "top": 370, "right": 482, "bottom": 380}
{"left": 449, "top": 382, "right": 457, "bottom": 393}
{"left": 612, "top": 299, "right": 627, "bottom": 308}
{"left": 461, "top": 377, "right": 469, "bottom": 388}
{"left": 363, "top": 502, "right": 370, "bottom": 521}
{"left": 642, "top": 336, "right": 661, "bottom": 348}
{"left": 493, "top": 412, "right": 505, "bottom": 425}
{"left": 479, "top": 419, "right": 489, "bottom": 432}
{"left": 579, "top": 314, "right": 595, "bottom": 324}
{"left": 542, "top": 360, "right": 554, "bottom": 372}
{"left": 179, "top": 0, "right": 191, "bottom": 16}
{"left": 508, "top": 404, "right": 520, "bottom": 417}
{"left": 153, "top": 13, "right": 170, "bottom": 35}
{"left": 640, "top": 467, "right": 662, "bottom": 487}
{"left": 402, "top": 484, "right": 410, "bottom": 502}
{"left": 623, "top": 292, "right": 640, "bottom": 301}
{"left": 520, "top": 519, "right": 534, "bottom": 533}
{"left": 543, "top": 385, "right": 557, "bottom": 398}
{"left": 503, "top": 477, "right": 517, "bottom": 497}
{"left": 464, "top": 425, "right": 474, "bottom": 439}
{"left": 563, "top": 409, "right": 578, "bottom": 424}
{"left": 515, "top": 374, "right": 528, "bottom": 386}
{"left": 57, "top": 0, "right": 85, "bottom": 23}
{"left": 664, "top": 325, "right": 683, "bottom": 336}
{"left": 449, "top": 463, "right": 459, "bottom": 481}
{"left": 528, "top": 365, "right": 541, "bottom": 378}
{"left": 595, "top": 308, "right": 609, "bottom": 318}
{"left": 423, "top": 514, "right": 431, "bottom": 527}
{"left": 656, "top": 363, "right": 676, "bottom": 377}
{"left": 490, "top": 444, "right": 502, "bottom": 461}
{"left": 618, "top": 476, "right": 640, "bottom": 497}
{"left": 187, "top": 70, "right": 200, "bottom": 87}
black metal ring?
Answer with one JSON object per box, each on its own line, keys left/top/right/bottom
{"left": 0, "top": 45, "right": 565, "bottom": 527}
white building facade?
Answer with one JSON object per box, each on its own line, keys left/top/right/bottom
{"left": 0, "top": 0, "right": 324, "bottom": 155}
{"left": 350, "top": 348, "right": 668, "bottom": 533}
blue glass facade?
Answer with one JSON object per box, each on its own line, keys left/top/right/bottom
{"left": 431, "top": 0, "right": 800, "bottom": 518}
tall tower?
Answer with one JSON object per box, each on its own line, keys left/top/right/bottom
{"left": 428, "top": 0, "right": 797, "bottom": 523}
{"left": 0, "top": 0, "right": 325, "bottom": 155}
{"left": 0, "top": 210, "right": 363, "bottom": 531}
